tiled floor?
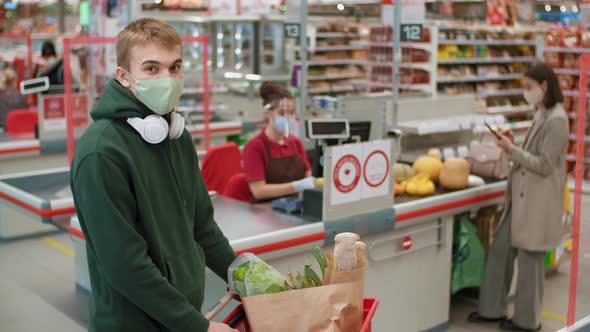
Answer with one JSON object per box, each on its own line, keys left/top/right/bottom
{"left": 1, "top": 196, "right": 589, "bottom": 332}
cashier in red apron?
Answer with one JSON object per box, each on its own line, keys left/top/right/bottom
{"left": 243, "top": 82, "right": 315, "bottom": 202}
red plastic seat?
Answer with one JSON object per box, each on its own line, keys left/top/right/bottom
{"left": 5, "top": 109, "right": 38, "bottom": 136}
{"left": 201, "top": 142, "right": 243, "bottom": 193}
{"left": 222, "top": 172, "right": 252, "bottom": 203}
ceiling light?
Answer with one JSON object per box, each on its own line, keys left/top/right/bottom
{"left": 573, "top": 5, "right": 579, "bottom": 13}
{"left": 560, "top": 5, "right": 566, "bottom": 13}
{"left": 545, "top": 4, "right": 551, "bottom": 12}
{"left": 337, "top": 3, "right": 344, "bottom": 11}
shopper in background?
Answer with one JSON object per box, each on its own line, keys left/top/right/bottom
{"left": 70, "top": 18, "right": 237, "bottom": 332}
{"left": 468, "top": 62, "right": 569, "bottom": 331}
{"left": 0, "top": 68, "right": 29, "bottom": 128}
{"left": 243, "top": 81, "right": 315, "bottom": 202}
{"left": 33, "top": 40, "right": 58, "bottom": 78}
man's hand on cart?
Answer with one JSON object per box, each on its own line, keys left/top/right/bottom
{"left": 208, "top": 321, "right": 239, "bottom": 332}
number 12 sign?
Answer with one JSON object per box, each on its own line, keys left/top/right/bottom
{"left": 400, "top": 24, "right": 423, "bottom": 42}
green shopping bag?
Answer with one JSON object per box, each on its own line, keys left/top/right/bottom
{"left": 451, "top": 214, "right": 486, "bottom": 294}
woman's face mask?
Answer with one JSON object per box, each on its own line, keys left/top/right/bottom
{"left": 272, "top": 115, "right": 297, "bottom": 137}
{"left": 268, "top": 98, "right": 297, "bottom": 137}
{"left": 523, "top": 78, "right": 546, "bottom": 108}
{"left": 127, "top": 72, "right": 184, "bottom": 115}
{"left": 523, "top": 86, "right": 544, "bottom": 106}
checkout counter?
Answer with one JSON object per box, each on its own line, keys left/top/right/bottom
{"left": 66, "top": 175, "right": 505, "bottom": 331}
{"left": 1, "top": 97, "right": 514, "bottom": 331}
{"left": 64, "top": 117, "right": 507, "bottom": 332}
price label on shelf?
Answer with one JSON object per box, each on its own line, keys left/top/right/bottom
{"left": 284, "top": 23, "right": 301, "bottom": 39}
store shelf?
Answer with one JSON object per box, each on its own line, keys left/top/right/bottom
{"left": 313, "top": 44, "right": 368, "bottom": 51}
{"left": 508, "top": 120, "right": 533, "bottom": 130}
{"left": 486, "top": 105, "right": 534, "bottom": 115}
{"left": 316, "top": 32, "right": 361, "bottom": 38}
{"left": 544, "top": 47, "right": 590, "bottom": 54}
{"left": 439, "top": 39, "right": 536, "bottom": 46}
{"left": 308, "top": 86, "right": 359, "bottom": 94}
{"left": 554, "top": 68, "right": 581, "bottom": 76}
{"left": 477, "top": 89, "right": 524, "bottom": 98}
{"left": 358, "top": 81, "right": 433, "bottom": 93}
{"left": 563, "top": 90, "right": 590, "bottom": 98}
{"left": 308, "top": 74, "right": 366, "bottom": 81}
{"left": 183, "top": 86, "right": 229, "bottom": 95}
{"left": 369, "top": 42, "right": 434, "bottom": 53}
{"left": 569, "top": 112, "right": 589, "bottom": 119}
{"left": 567, "top": 154, "right": 590, "bottom": 164}
{"left": 438, "top": 57, "right": 536, "bottom": 65}
{"left": 308, "top": 59, "right": 368, "bottom": 66}
{"left": 363, "top": 81, "right": 432, "bottom": 91}
{"left": 486, "top": 105, "right": 535, "bottom": 114}
{"left": 398, "top": 83, "right": 433, "bottom": 91}
{"left": 176, "top": 105, "right": 229, "bottom": 113}
{"left": 187, "top": 120, "right": 242, "bottom": 138}
{"left": 569, "top": 134, "right": 590, "bottom": 143}
{"left": 369, "top": 62, "right": 430, "bottom": 71}
{"left": 438, "top": 73, "right": 523, "bottom": 83}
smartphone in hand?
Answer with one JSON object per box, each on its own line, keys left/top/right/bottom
{"left": 485, "top": 122, "right": 502, "bottom": 140}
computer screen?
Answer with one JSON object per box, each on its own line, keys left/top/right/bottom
{"left": 306, "top": 119, "right": 350, "bottom": 140}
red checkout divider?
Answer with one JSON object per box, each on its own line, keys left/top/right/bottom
{"left": 566, "top": 54, "right": 590, "bottom": 329}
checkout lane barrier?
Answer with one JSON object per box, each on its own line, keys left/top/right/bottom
{"left": 367, "top": 221, "right": 445, "bottom": 262}
{"left": 560, "top": 53, "right": 590, "bottom": 331}
{"left": 223, "top": 298, "right": 380, "bottom": 332}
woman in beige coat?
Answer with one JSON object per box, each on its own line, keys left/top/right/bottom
{"left": 468, "top": 62, "right": 569, "bottom": 331}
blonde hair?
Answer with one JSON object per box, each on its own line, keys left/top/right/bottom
{"left": 116, "top": 18, "right": 182, "bottom": 70}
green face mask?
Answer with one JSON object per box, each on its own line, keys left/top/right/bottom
{"left": 129, "top": 74, "right": 184, "bottom": 115}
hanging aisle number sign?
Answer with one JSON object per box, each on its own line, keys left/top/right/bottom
{"left": 284, "top": 23, "right": 301, "bottom": 39}
{"left": 400, "top": 24, "right": 423, "bottom": 41}
{"left": 382, "top": 0, "right": 426, "bottom": 41}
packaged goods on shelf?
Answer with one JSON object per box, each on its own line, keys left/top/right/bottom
{"left": 543, "top": 26, "right": 590, "bottom": 177}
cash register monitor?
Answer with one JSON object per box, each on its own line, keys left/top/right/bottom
{"left": 306, "top": 118, "right": 350, "bottom": 140}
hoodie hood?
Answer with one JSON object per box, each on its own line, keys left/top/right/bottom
{"left": 91, "top": 78, "right": 153, "bottom": 121}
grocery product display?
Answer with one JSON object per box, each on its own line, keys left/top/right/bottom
{"left": 543, "top": 26, "right": 590, "bottom": 180}
{"left": 437, "top": 25, "right": 540, "bottom": 116}
{"left": 307, "top": 22, "right": 369, "bottom": 95}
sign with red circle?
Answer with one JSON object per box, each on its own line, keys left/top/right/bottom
{"left": 363, "top": 150, "right": 390, "bottom": 188}
{"left": 402, "top": 236, "right": 413, "bottom": 251}
{"left": 333, "top": 154, "right": 361, "bottom": 193}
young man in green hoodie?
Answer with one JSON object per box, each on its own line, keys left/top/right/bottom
{"left": 70, "top": 18, "right": 238, "bottom": 332}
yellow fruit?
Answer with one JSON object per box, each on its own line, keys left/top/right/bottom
{"left": 413, "top": 156, "right": 443, "bottom": 182}
{"left": 427, "top": 148, "right": 442, "bottom": 160}
{"left": 315, "top": 178, "right": 325, "bottom": 187}
{"left": 404, "top": 173, "right": 436, "bottom": 196}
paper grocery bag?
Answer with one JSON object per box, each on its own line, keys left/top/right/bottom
{"left": 242, "top": 266, "right": 365, "bottom": 332}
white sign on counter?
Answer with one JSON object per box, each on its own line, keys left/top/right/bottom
{"left": 361, "top": 139, "right": 391, "bottom": 199}
{"left": 329, "top": 140, "right": 392, "bottom": 205}
{"left": 330, "top": 143, "right": 363, "bottom": 206}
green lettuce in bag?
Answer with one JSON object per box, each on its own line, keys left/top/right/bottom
{"left": 228, "top": 253, "right": 288, "bottom": 297}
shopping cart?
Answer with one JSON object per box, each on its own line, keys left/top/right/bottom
{"left": 222, "top": 297, "right": 380, "bottom": 332}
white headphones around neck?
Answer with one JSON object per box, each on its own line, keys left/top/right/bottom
{"left": 126, "top": 112, "right": 185, "bottom": 144}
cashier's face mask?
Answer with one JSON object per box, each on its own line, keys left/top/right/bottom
{"left": 127, "top": 72, "right": 184, "bottom": 115}
{"left": 523, "top": 86, "right": 544, "bottom": 106}
{"left": 272, "top": 115, "right": 297, "bottom": 137}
